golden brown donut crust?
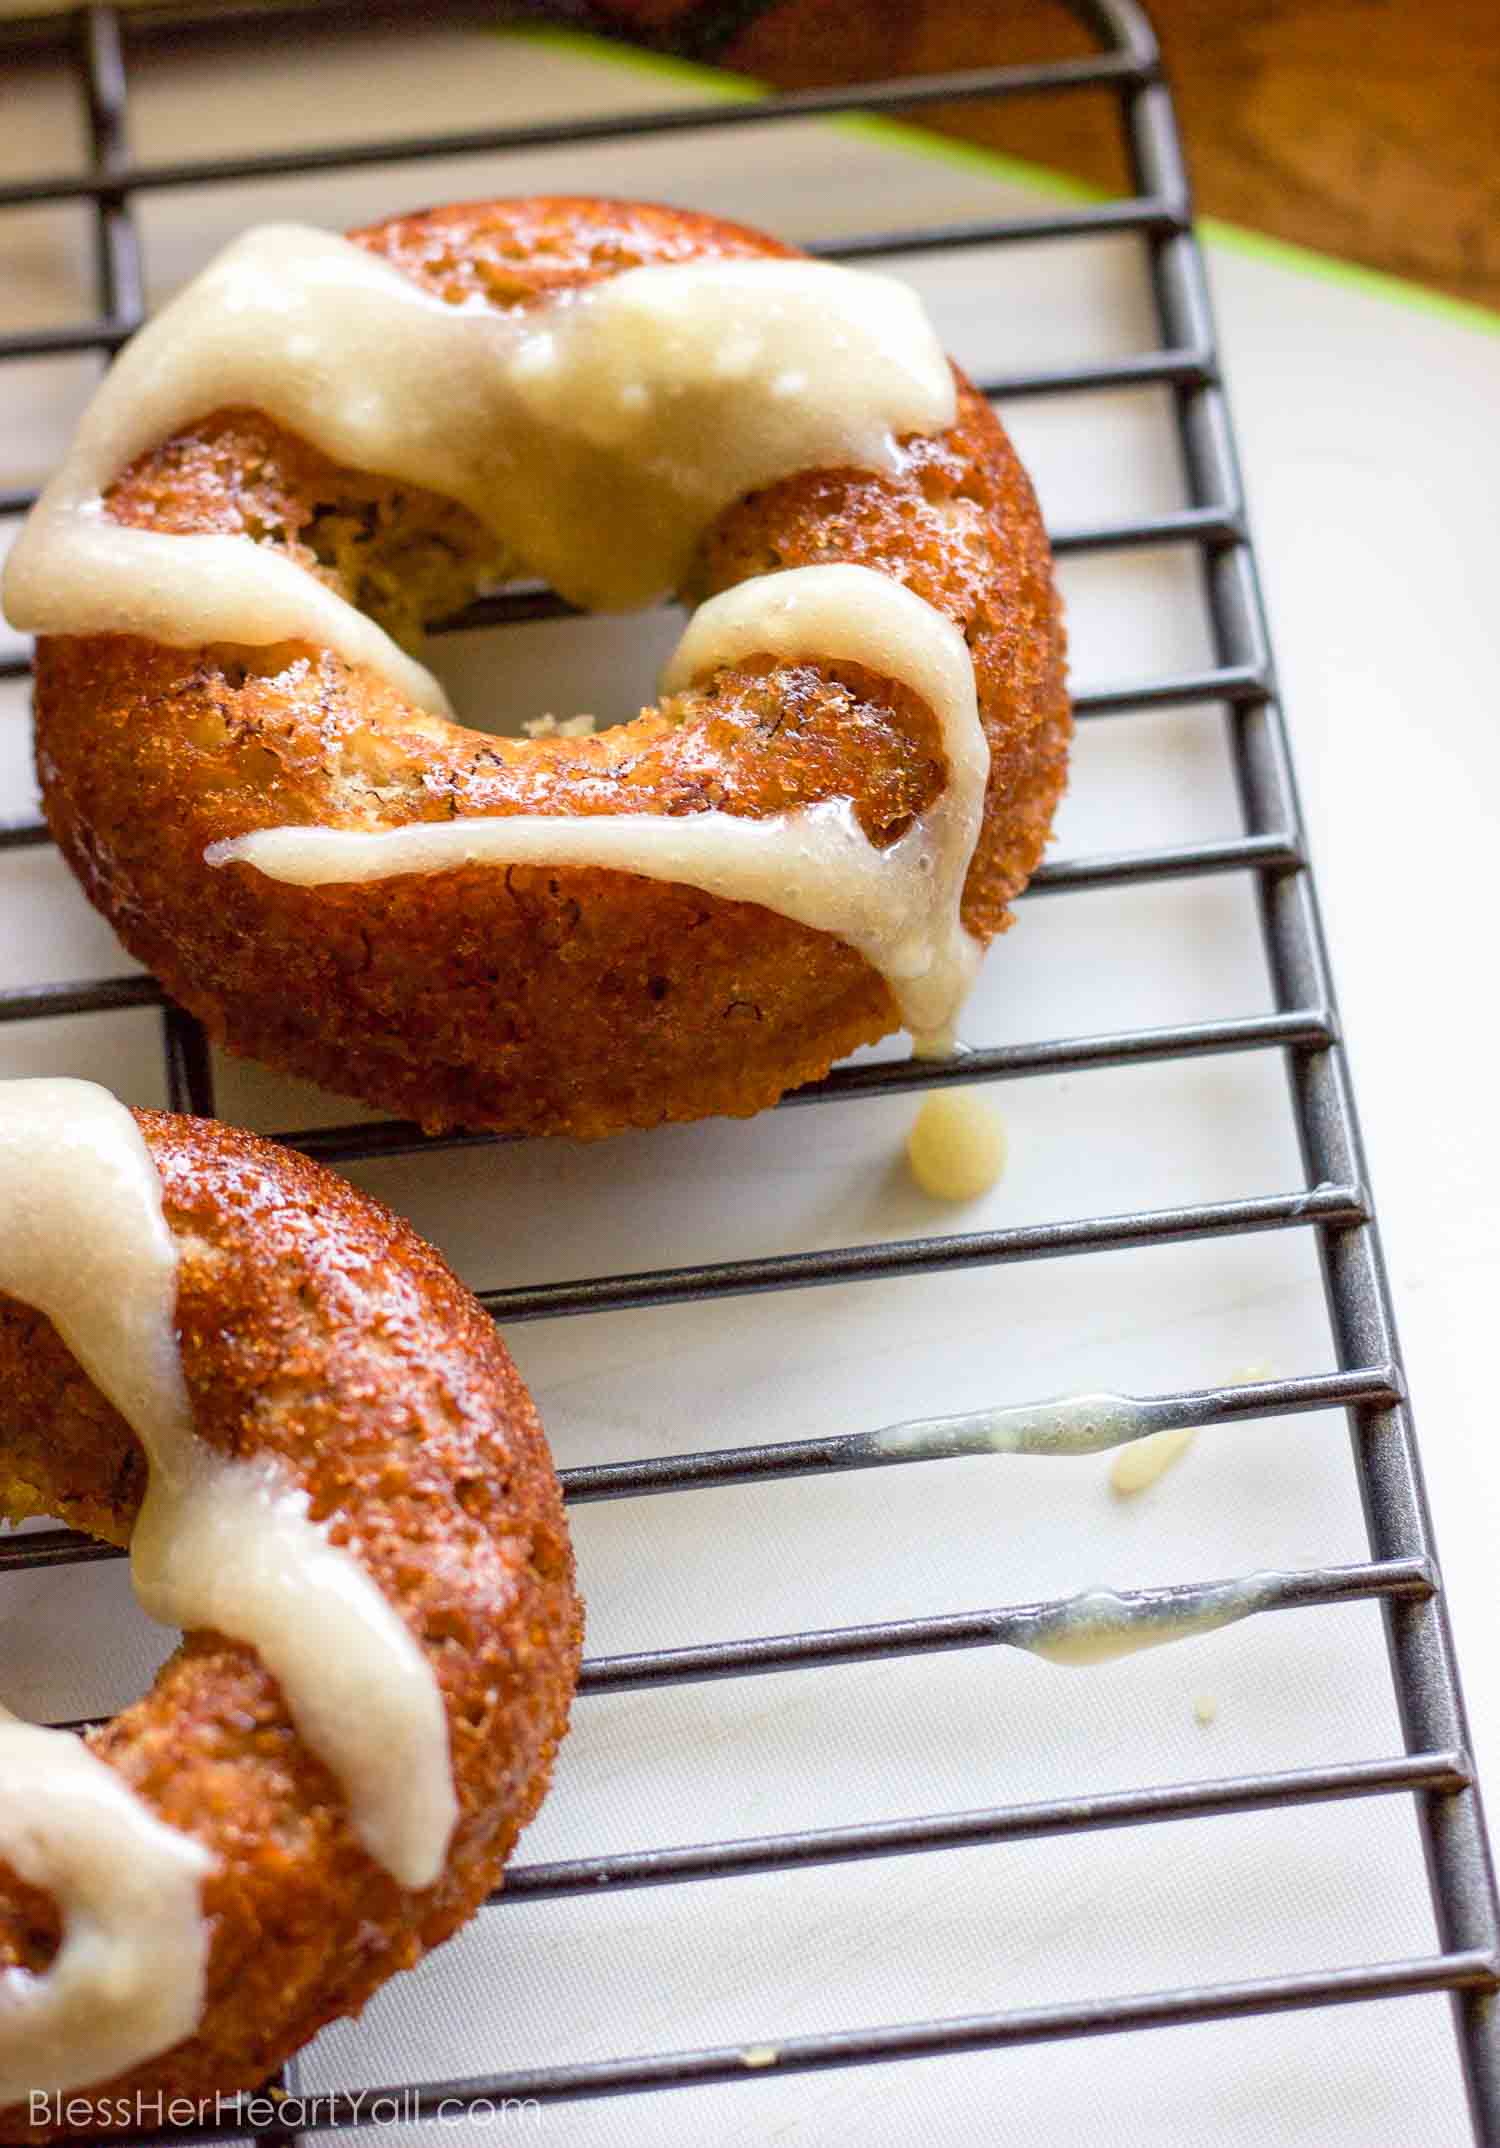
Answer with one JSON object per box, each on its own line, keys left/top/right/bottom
{"left": 0, "top": 1113, "right": 580, "bottom": 2140}
{"left": 32, "top": 198, "right": 1070, "bottom": 1139}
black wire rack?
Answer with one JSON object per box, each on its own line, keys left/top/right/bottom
{"left": 0, "top": 0, "right": 1498, "bottom": 2141}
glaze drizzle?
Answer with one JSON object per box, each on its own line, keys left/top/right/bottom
{"left": 210, "top": 563, "right": 987, "bottom": 1045}
{"left": 0, "top": 1080, "right": 458, "bottom": 2093}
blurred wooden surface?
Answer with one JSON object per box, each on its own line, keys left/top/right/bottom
{"left": 603, "top": 0, "right": 1500, "bottom": 314}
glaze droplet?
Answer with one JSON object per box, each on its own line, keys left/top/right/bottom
{"left": 906, "top": 1087, "right": 1007, "bottom": 1202}
{"left": 1109, "top": 1423, "right": 1198, "bottom": 1497}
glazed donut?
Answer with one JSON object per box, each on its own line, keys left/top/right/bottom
{"left": 0, "top": 1080, "right": 579, "bottom": 2133}
{"left": 5, "top": 198, "right": 1069, "bottom": 1139}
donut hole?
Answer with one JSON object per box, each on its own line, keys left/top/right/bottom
{"left": 104, "top": 407, "right": 954, "bottom": 785}
{"left": 420, "top": 597, "right": 683, "bottom": 745}
{"left": 104, "top": 398, "right": 958, "bottom": 810}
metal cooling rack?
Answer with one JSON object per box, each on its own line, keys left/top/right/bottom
{"left": 0, "top": 0, "right": 1497, "bottom": 2140}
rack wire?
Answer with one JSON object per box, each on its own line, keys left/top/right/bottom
{"left": 0, "top": 0, "right": 1497, "bottom": 2140}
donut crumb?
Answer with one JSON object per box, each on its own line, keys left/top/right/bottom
{"left": 522, "top": 712, "right": 597, "bottom": 739}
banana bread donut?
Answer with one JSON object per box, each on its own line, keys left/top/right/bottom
{"left": 5, "top": 198, "right": 1069, "bottom": 1139}
{"left": 0, "top": 1080, "right": 580, "bottom": 2136}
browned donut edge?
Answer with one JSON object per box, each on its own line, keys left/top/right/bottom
{"left": 0, "top": 1113, "right": 581, "bottom": 2140}
{"left": 32, "top": 197, "right": 1070, "bottom": 1137}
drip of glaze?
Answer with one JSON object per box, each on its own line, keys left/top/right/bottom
{"left": 867, "top": 1389, "right": 1173, "bottom": 1463}
{"left": 856, "top": 1387, "right": 1283, "bottom": 1670}
{"left": 209, "top": 564, "right": 988, "bottom": 1049}
{"left": 1016, "top": 1573, "right": 1279, "bottom": 1668}
{"left": 912, "top": 1026, "right": 961, "bottom": 1061}
{"left": 0, "top": 1079, "right": 456, "bottom": 1915}
{"left": 905, "top": 1085, "right": 1007, "bottom": 1202}
{"left": 0, "top": 1706, "right": 212, "bottom": 2100}
{"left": 1109, "top": 1423, "right": 1198, "bottom": 1496}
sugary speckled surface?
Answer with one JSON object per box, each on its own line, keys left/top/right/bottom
{"left": 0, "top": 1113, "right": 580, "bottom": 2138}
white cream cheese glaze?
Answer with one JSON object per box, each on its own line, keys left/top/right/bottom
{"left": 905, "top": 1085, "right": 1007, "bottom": 1201}
{"left": 1, "top": 224, "right": 990, "bottom": 1048}
{"left": 1108, "top": 1422, "right": 1198, "bottom": 1497}
{"left": 210, "top": 564, "right": 988, "bottom": 1046}
{"left": 0, "top": 1708, "right": 213, "bottom": 2100}
{"left": 1019, "top": 1574, "right": 1277, "bottom": 1668}
{"left": 869, "top": 1389, "right": 1172, "bottom": 1463}
{"left": 0, "top": 1085, "right": 456, "bottom": 2034}
{"left": 2, "top": 224, "right": 955, "bottom": 672}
